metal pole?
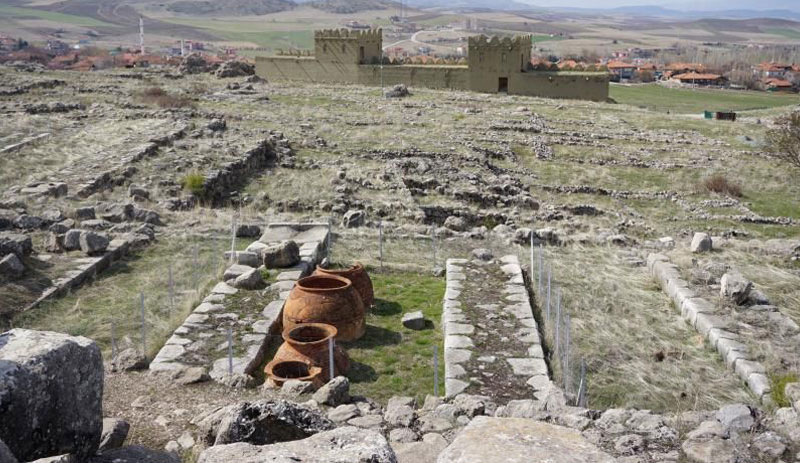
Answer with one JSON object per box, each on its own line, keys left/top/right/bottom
{"left": 546, "top": 265, "right": 552, "bottom": 320}
{"left": 537, "top": 245, "right": 543, "bottom": 296}
{"left": 168, "top": 263, "right": 174, "bottom": 314}
{"left": 227, "top": 327, "right": 233, "bottom": 375}
{"left": 193, "top": 244, "right": 199, "bottom": 290}
{"left": 529, "top": 232, "right": 533, "bottom": 286}
{"left": 139, "top": 292, "right": 146, "bottom": 357}
{"left": 379, "top": 221, "right": 384, "bottom": 271}
{"left": 564, "top": 314, "right": 571, "bottom": 393}
{"left": 433, "top": 345, "right": 439, "bottom": 396}
{"left": 432, "top": 228, "right": 437, "bottom": 269}
{"left": 326, "top": 217, "right": 332, "bottom": 260}
{"left": 578, "top": 359, "right": 587, "bottom": 407}
{"left": 230, "top": 215, "right": 236, "bottom": 262}
{"left": 554, "top": 290, "right": 561, "bottom": 355}
{"left": 110, "top": 318, "right": 116, "bottom": 369}
{"left": 328, "top": 337, "right": 335, "bottom": 381}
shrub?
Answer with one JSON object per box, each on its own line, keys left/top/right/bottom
{"left": 701, "top": 174, "right": 742, "bottom": 198}
{"left": 137, "top": 86, "right": 194, "bottom": 109}
{"left": 766, "top": 112, "right": 800, "bottom": 170}
{"left": 181, "top": 171, "right": 206, "bottom": 196}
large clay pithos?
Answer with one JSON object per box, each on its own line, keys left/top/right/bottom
{"left": 283, "top": 275, "right": 366, "bottom": 341}
{"left": 313, "top": 262, "right": 374, "bottom": 309}
{"left": 266, "top": 323, "right": 350, "bottom": 385}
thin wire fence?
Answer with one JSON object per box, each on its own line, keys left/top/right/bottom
{"left": 530, "top": 243, "right": 588, "bottom": 408}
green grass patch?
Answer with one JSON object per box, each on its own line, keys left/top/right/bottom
{"left": 11, "top": 237, "right": 228, "bottom": 358}
{"left": 342, "top": 269, "right": 445, "bottom": 404}
{"left": 770, "top": 373, "right": 799, "bottom": 408}
{"left": 0, "top": 5, "right": 115, "bottom": 27}
{"left": 763, "top": 28, "right": 800, "bottom": 40}
{"left": 610, "top": 83, "right": 800, "bottom": 114}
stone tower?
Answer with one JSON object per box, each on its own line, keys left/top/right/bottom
{"left": 314, "top": 29, "right": 383, "bottom": 65}
{"left": 467, "top": 35, "right": 532, "bottom": 93}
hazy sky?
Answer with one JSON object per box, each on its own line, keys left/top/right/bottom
{"left": 516, "top": 0, "right": 797, "bottom": 9}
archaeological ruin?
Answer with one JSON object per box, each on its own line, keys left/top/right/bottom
{"left": 255, "top": 29, "right": 610, "bottom": 101}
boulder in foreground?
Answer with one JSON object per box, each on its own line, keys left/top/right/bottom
{"left": 0, "top": 329, "right": 103, "bottom": 462}
{"left": 436, "top": 416, "right": 616, "bottom": 463}
{"left": 198, "top": 426, "right": 396, "bottom": 463}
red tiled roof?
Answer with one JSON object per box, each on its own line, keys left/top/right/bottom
{"left": 665, "top": 62, "right": 704, "bottom": 72}
{"left": 764, "top": 78, "right": 793, "bottom": 87}
{"left": 606, "top": 60, "right": 635, "bottom": 69}
{"left": 672, "top": 72, "right": 722, "bottom": 81}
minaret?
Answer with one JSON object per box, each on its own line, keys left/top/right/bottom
{"left": 139, "top": 17, "right": 144, "bottom": 55}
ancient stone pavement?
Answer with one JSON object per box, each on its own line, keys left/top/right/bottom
{"left": 443, "top": 253, "right": 552, "bottom": 401}
{"left": 149, "top": 223, "right": 329, "bottom": 384}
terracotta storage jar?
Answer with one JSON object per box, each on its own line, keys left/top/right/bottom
{"left": 265, "top": 360, "right": 323, "bottom": 388}
{"left": 283, "top": 275, "right": 366, "bottom": 341}
{"left": 267, "top": 323, "right": 350, "bottom": 379}
{"left": 313, "top": 262, "right": 374, "bottom": 309}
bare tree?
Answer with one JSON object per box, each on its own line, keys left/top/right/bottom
{"left": 766, "top": 112, "right": 800, "bottom": 169}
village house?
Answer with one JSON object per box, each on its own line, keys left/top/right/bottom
{"left": 606, "top": 60, "right": 637, "bottom": 81}
{"left": 670, "top": 72, "right": 726, "bottom": 87}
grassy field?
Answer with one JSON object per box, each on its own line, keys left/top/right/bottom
{"left": 0, "top": 5, "right": 115, "bottom": 27}
{"left": 12, "top": 235, "right": 228, "bottom": 359}
{"left": 610, "top": 83, "right": 800, "bottom": 114}
{"left": 342, "top": 270, "right": 446, "bottom": 404}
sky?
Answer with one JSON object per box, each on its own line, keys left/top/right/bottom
{"left": 516, "top": 0, "right": 799, "bottom": 9}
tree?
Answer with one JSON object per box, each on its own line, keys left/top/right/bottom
{"left": 766, "top": 112, "right": 800, "bottom": 169}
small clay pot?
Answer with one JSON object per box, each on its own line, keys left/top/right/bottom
{"left": 270, "top": 323, "right": 350, "bottom": 377}
{"left": 265, "top": 360, "right": 324, "bottom": 388}
{"left": 314, "top": 262, "right": 374, "bottom": 309}
{"left": 283, "top": 275, "right": 366, "bottom": 341}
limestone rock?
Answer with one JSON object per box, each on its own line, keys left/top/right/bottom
{"left": 312, "top": 376, "right": 350, "bottom": 406}
{"left": 471, "top": 248, "right": 493, "bottom": 261}
{"left": 79, "top": 231, "right": 109, "bottom": 255}
{"left": 720, "top": 273, "right": 752, "bottom": 305}
{"left": 436, "top": 416, "right": 615, "bottom": 463}
{"left": 385, "top": 404, "right": 415, "bottom": 428}
{"left": 0, "top": 253, "right": 24, "bottom": 279}
{"left": 236, "top": 224, "right": 261, "bottom": 238}
{"left": 262, "top": 241, "right": 300, "bottom": 268}
{"left": 224, "top": 251, "right": 261, "bottom": 267}
{"left": 98, "top": 418, "right": 130, "bottom": 453}
{"left": 111, "top": 348, "right": 148, "bottom": 372}
{"left": 232, "top": 268, "right": 266, "bottom": 290}
{"left": 0, "top": 232, "right": 32, "bottom": 257}
{"left": 328, "top": 404, "right": 360, "bottom": 423}
{"left": 197, "top": 426, "right": 396, "bottom": 463}
{"left": 92, "top": 445, "right": 179, "bottom": 463}
{"left": 280, "top": 379, "right": 316, "bottom": 398}
{"left": 0, "top": 329, "right": 103, "bottom": 461}
{"left": 198, "top": 399, "right": 334, "bottom": 446}
{"left": 691, "top": 232, "right": 712, "bottom": 253}
{"left": 715, "top": 403, "right": 754, "bottom": 433}
{"left": 63, "top": 229, "right": 82, "bottom": 250}
{"left": 385, "top": 84, "right": 410, "bottom": 98}
{"left": 342, "top": 210, "right": 366, "bottom": 228}
{"left": 401, "top": 311, "right": 426, "bottom": 330}
{"left": 393, "top": 432, "right": 447, "bottom": 463}
{"left": 681, "top": 438, "right": 735, "bottom": 463}
{"left": 444, "top": 216, "right": 468, "bottom": 232}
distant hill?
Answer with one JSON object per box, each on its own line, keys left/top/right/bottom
{"left": 165, "top": 0, "right": 297, "bottom": 16}
{"left": 405, "top": 0, "right": 536, "bottom": 11}
{"left": 308, "top": 0, "right": 401, "bottom": 14}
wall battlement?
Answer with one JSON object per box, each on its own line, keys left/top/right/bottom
{"left": 314, "top": 28, "right": 383, "bottom": 41}
{"left": 468, "top": 35, "right": 532, "bottom": 50}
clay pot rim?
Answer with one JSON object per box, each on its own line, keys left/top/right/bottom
{"left": 283, "top": 322, "right": 338, "bottom": 346}
{"left": 295, "top": 274, "right": 352, "bottom": 292}
{"left": 315, "top": 262, "right": 365, "bottom": 275}
{"left": 265, "top": 359, "right": 322, "bottom": 382}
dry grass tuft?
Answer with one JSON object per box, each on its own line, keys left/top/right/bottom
{"left": 700, "top": 174, "right": 743, "bottom": 197}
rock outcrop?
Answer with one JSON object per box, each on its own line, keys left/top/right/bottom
{"left": 0, "top": 329, "right": 103, "bottom": 461}
{"left": 198, "top": 426, "right": 396, "bottom": 463}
